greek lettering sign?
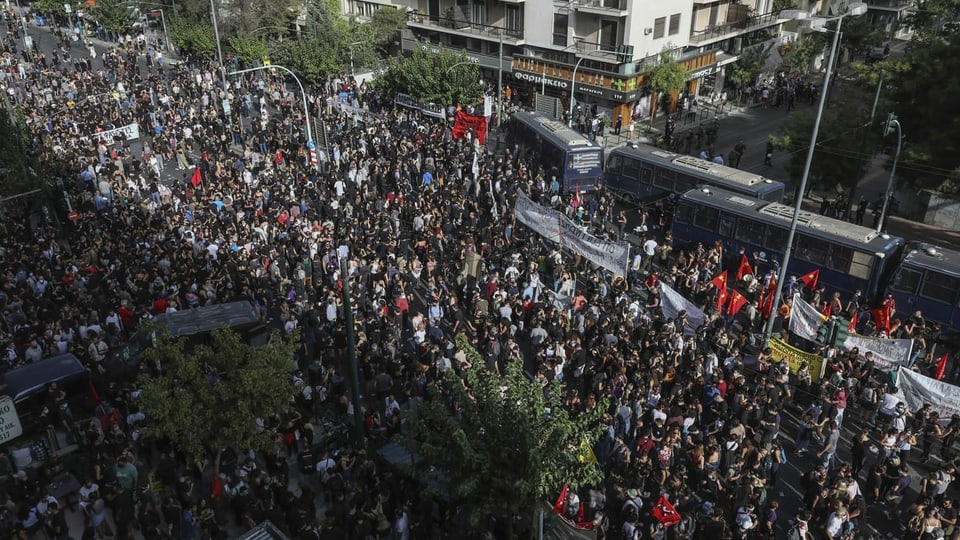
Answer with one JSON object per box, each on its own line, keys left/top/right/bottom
{"left": 768, "top": 338, "right": 826, "bottom": 383}
{"left": 841, "top": 333, "right": 912, "bottom": 371}
{"left": 897, "top": 369, "right": 960, "bottom": 426}
{"left": 566, "top": 150, "right": 603, "bottom": 177}
{"left": 514, "top": 192, "right": 629, "bottom": 276}
{"left": 78, "top": 122, "right": 141, "bottom": 145}
{"left": 514, "top": 71, "right": 569, "bottom": 89}
{"left": 0, "top": 396, "right": 23, "bottom": 444}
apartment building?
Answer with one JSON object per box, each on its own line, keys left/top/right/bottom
{"left": 342, "top": 0, "right": 898, "bottom": 124}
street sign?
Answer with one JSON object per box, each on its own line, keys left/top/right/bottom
{"left": 67, "top": 211, "right": 79, "bottom": 222}
{"left": 0, "top": 395, "right": 23, "bottom": 444}
{"left": 63, "top": 3, "right": 71, "bottom": 13}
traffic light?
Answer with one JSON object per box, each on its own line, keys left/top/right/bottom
{"left": 832, "top": 317, "right": 850, "bottom": 348}
{"left": 884, "top": 112, "right": 898, "bottom": 136}
{"left": 816, "top": 320, "right": 832, "bottom": 344}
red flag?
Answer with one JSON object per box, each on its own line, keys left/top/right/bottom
{"left": 651, "top": 494, "right": 682, "bottom": 527}
{"left": 871, "top": 305, "right": 891, "bottom": 334}
{"left": 762, "top": 290, "right": 775, "bottom": 319}
{"left": 735, "top": 255, "right": 753, "bottom": 282}
{"left": 190, "top": 165, "right": 203, "bottom": 188}
{"left": 710, "top": 270, "right": 728, "bottom": 291}
{"left": 716, "top": 287, "right": 730, "bottom": 312}
{"left": 573, "top": 186, "right": 582, "bottom": 208}
{"left": 848, "top": 312, "right": 858, "bottom": 333}
{"left": 821, "top": 301, "right": 832, "bottom": 319}
{"left": 799, "top": 269, "right": 819, "bottom": 291}
{"left": 936, "top": 353, "right": 949, "bottom": 381}
{"left": 552, "top": 484, "right": 569, "bottom": 515}
{"left": 727, "top": 289, "right": 748, "bottom": 316}
{"left": 756, "top": 286, "right": 766, "bottom": 312}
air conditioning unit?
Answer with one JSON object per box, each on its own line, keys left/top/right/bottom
{"left": 644, "top": 27, "right": 652, "bottom": 35}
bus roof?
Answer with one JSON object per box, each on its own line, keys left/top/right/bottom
{"left": 153, "top": 301, "right": 261, "bottom": 337}
{"left": 681, "top": 188, "right": 902, "bottom": 249}
{"left": 1, "top": 354, "right": 86, "bottom": 403}
{"left": 613, "top": 144, "right": 780, "bottom": 191}
{"left": 511, "top": 111, "right": 599, "bottom": 149}
{"left": 901, "top": 243, "right": 960, "bottom": 274}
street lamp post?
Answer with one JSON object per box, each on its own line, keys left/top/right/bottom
{"left": 228, "top": 64, "right": 314, "bottom": 154}
{"left": 348, "top": 41, "right": 363, "bottom": 78}
{"left": 763, "top": 2, "right": 867, "bottom": 340}
{"left": 568, "top": 55, "right": 586, "bottom": 127}
{"left": 210, "top": 0, "right": 230, "bottom": 127}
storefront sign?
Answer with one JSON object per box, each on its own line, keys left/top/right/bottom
{"left": 690, "top": 65, "right": 718, "bottom": 79}
{"left": 514, "top": 71, "right": 569, "bottom": 89}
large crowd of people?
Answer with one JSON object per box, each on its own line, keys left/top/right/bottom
{"left": 0, "top": 8, "right": 956, "bottom": 540}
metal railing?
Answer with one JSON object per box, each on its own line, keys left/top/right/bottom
{"left": 406, "top": 12, "right": 523, "bottom": 39}
{"left": 689, "top": 11, "right": 783, "bottom": 44}
{"left": 576, "top": 0, "right": 627, "bottom": 11}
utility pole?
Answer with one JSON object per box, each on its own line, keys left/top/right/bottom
{"left": 339, "top": 257, "right": 365, "bottom": 449}
{"left": 497, "top": 28, "right": 503, "bottom": 128}
{"left": 210, "top": 0, "right": 231, "bottom": 127}
{"left": 877, "top": 112, "right": 901, "bottom": 233}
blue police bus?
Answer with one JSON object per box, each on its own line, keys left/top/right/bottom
{"left": 506, "top": 111, "right": 604, "bottom": 193}
{"left": 886, "top": 243, "right": 960, "bottom": 335}
{"left": 604, "top": 143, "right": 785, "bottom": 203}
{"left": 671, "top": 188, "right": 905, "bottom": 299}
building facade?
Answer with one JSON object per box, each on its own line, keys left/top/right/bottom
{"left": 345, "top": 0, "right": 897, "bottom": 125}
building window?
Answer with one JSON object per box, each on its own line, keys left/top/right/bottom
{"left": 669, "top": 13, "right": 681, "bottom": 35}
{"left": 505, "top": 5, "right": 523, "bottom": 33}
{"left": 653, "top": 17, "right": 665, "bottom": 39}
{"left": 553, "top": 14, "right": 568, "bottom": 46}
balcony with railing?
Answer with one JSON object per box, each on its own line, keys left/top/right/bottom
{"left": 689, "top": 10, "right": 783, "bottom": 44}
{"left": 865, "top": 0, "right": 914, "bottom": 11}
{"left": 573, "top": 38, "right": 629, "bottom": 63}
{"left": 406, "top": 11, "right": 524, "bottom": 41}
{"left": 575, "top": 0, "right": 628, "bottom": 16}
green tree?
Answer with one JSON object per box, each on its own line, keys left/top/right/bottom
{"left": 645, "top": 54, "right": 688, "bottom": 128}
{"left": 272, "top": 37, "right": 343, "bottom": 83}
{"left": 376, "top": 47, "right": 482, "bottom": 106}
{"left": 367, "top": 6, "right": 409, "bottom": 55}
{"left": 779, "top": 34, "right": 824, "bottom": 76}
{"left": 137, "top": 328, "right": 295, "bottom": 461}
{"left": 91, "top": 0, "right": 131, "bottom": 35}
{"left": 227, "top": 35, "right": 270, "bottom": 66}
{"left": 169, "top": 16, "right": 216, "bottom": 58}
{"left": 902, "top": 0, "right": 960, "bottom": 43}
{"left": 770, "top": 99, "right": 865, "bottom": 193}
{"left": 36, "top": 0, "right": 66, "bottom": 16}
{"left": 884, "top": 38, "right": 960, "bottom": 193}
{"left": 397, "top": 335, "right": 606, "bottom": 535}
{"left": 728, "top": 44, "right": 769, "bottom": 103}
{"left": 773, "top": 0, "right": 797, "bottom": 10}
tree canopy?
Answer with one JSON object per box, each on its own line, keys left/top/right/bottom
{"left": 728, "top": 44, "right": 770, "bottom": 102}
{"left": 376, "top": 47, "right": 483, "bottom": 106}
{"left": 90, "top": 0, "right": 130, "bottom": 35}
{"left": 137, "top": 327, "right": 296, "bottom": 460}
{"left": 397, "top": 334, "right": 606, "bottom": 530}
{"left": 770, "top": 98, "right": 866, "bottom": 193}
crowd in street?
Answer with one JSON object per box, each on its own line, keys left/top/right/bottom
{"left": 0, "top": 9, "right": 958, "bottom": 540}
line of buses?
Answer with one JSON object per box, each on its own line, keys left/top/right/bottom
{"left": 505, "top": 111, "right": 960, "bottom": 337}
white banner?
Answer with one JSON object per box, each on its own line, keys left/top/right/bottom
{"left": 841, "top": 333, "right": 913, "bottom": 371}
{"left": 788, "top": 293, "right": 824, "bottom": 342}
{"left": 79, "top": 122, "right": 140, "bottom": 145}
{"left": 515, "top": 192, "right": 629, "bottom": 277}
{"left": 515, "top": 192, "right": 561, "bottom": 243}
{"left": 659, "top": 283, "right": 706, "bottom": 336}
{"left": 897, "top": 368, "right": 960, "bottom": 425}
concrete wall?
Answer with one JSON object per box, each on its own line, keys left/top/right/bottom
{"left": 920, "top": 191, "right": 960, "bottom": 230}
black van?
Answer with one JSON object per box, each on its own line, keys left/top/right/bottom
{"left": 105, "top": 301, "right": 269, "bottom": 381}
{"left": 0, "top": 353, "right": 95, "bottom": 440}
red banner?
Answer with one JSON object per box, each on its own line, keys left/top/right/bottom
{"left": 652, "top": 494, "right": 682, "bottom": 527}
{"left": 453, "top": 110, "right": 487, "bottom": 145}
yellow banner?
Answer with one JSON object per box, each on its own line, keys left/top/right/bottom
{"left": 768, "top": 338, "right": 827, "bottom": 382}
